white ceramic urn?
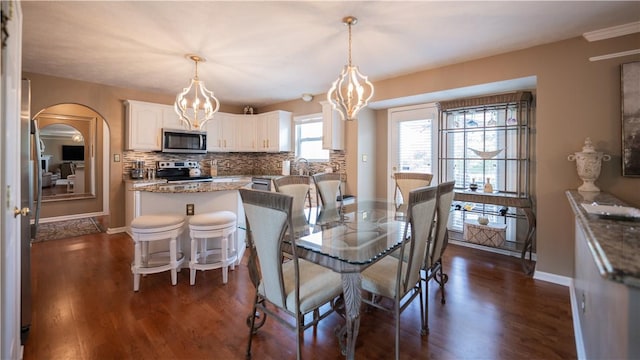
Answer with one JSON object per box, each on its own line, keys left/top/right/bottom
{"left": 567, "top": 137, "right": 611, "bottom": 192}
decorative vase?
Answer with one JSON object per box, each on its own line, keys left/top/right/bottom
{"left": 483, "top": 178, "right": 493, "bottom": 193}
{"left": 477, "top": 217, "right": 489, "bottom": 225}
{"left": 469, "top": 178, "right": 478, "bottom": 191}
{"left": 567, "top": 137, "right": 611, "bottom": 192}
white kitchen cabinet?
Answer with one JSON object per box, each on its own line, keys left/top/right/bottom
{"left": 206, "top": 113, "right": 238, "bottom": 152}
{"left": 161, "top": 104, "right": 189, "bottom": 130}
{"left": 320, "top": 101, "right": 344, "bottom": 150}
{"left": 257, "top": 110, "right": 292, "bottom": 152}
{"left": 236, "top": 115, "right": 258, "bottom": 152}
{"left": 125, "top": 100, "right": 164, "bottom": 151}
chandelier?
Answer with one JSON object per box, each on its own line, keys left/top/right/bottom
{"left": 327, "top": 16, "right": 374, "bottom": 121}
{"left": 174, "top": 55, "right": 220, "bottom": 130}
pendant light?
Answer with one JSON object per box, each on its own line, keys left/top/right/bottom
{"left": 174, "top": 55, "right": 220, "bottom": 130}
{"left": 327, "top": 16, "right": 374, "bottom": 121}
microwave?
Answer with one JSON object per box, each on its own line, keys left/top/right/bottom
{"left": 161, "top": 128, "right": 207, "bottom": 154}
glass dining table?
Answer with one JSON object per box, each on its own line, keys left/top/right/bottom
{"left": 284, "top": 200, "right": 408, "bottom": 360}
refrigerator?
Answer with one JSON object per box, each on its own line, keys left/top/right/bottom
{"left": 20, "top": 79, "right": 42, "bottom": 344}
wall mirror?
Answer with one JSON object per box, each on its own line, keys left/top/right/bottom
{"left": 38, "top": 113, "right": 96, "bottom": 202}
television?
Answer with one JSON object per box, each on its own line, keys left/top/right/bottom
{"left": 61, "top": 145, "right": 84, "bottom": 161}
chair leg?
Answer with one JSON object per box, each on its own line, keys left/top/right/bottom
{"left": 190, "top": 238, "right": 197, "bottom": 285}
{"left": 423, "top": 276, "right": 430, "bottom": 335}
{"left": 395, "top": 300, "right": 401, "bottom": 360}
{"left": 133, "top": 241, "right": 141, "bottom": 292}
{"left": 170, "top": 237, "right": 178, "bottom": 286}
{"left": 222, "top": 235, "right": 229, "bottom": 284}
{"left": 246, "top": 294, "right": 260, "bottom": 359}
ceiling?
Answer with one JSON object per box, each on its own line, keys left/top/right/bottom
{"left": 20, "top": 1, "right": 640, "bottom": 109}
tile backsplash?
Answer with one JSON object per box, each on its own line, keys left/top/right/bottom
{"left": 122, "top": 151, "right": 345, "bottom": 179}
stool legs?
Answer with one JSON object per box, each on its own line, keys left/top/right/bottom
{"left": 133, "top": 242, "right": 142, "bottom": 291}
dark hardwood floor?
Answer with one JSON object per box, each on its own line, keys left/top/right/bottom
{"left": 24, "top": 232, "right": 576, "bottom": 359}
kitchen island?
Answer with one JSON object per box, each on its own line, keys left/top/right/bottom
{"left": 566, "top": 190, "right": 640, "bottom": 360}
{"left": 131, "top": 180, "right": 252, "bottom": 268}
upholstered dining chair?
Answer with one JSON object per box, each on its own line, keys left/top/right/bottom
{"left": 239, "top": 189, "right": 343, "bottom": 360}
{"left": 273, "top": 175, "right": 312, "bottom": 223}
{"left": 312, "top": 173, "right": 343, "bottom": 211}
{"left": 421, "top": 180, "right": 456, "bottom": 335}
{"left": 360, "top": 185, "right": 438, "bottom": 360}
{"left": 393, "top": 172, "right": 433, "bottom": 212}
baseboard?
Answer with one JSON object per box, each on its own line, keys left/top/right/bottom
{"left": 533, "top": 270, "right": 572, "bottom": 287}
{"left": 569, "top": 279, "right": 587, "bottom": 360}
{"left": 107, "top": 226, "right": 127, "bottom": 235}
{"left": 37, "top": 211, "right": 105, "bottom": 224}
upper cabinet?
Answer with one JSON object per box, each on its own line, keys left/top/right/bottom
{"left": 125, "top": 100, "right": 164, "bottom": 151}
{"left": 257, "top": 111, "right": 292, "bottom": 152}
{"left": 320, "top": 101, "right": 344, "bottom": 150}
{"left": 125, "top": 100, "right": 291, "bottom": 153}
{"left": 206, "top": 113, "right": 238, "bottom": 152}
{"left": 125, "top": 100, "right": 189, "bottom": 151}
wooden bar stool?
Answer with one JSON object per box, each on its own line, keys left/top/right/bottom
{"left": 130, "top": 214, "right": 185, "bottom": 291}
{"left": 188, "top": 211, "right": 238, "bottom": 285}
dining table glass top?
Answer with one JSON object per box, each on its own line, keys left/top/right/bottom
{"left": 288, "top": 200, "right": 408, "bottom": 267}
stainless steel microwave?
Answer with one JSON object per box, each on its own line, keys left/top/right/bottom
{"left": 161, "top": 128, "right": 207, "bottom": 154}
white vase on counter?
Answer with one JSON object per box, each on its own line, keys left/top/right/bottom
{"left": 567, "top": 137, "right": 611, "bottom": 192}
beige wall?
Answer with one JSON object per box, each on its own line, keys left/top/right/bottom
{"left": 25, "top": 32, "right": 640, "bottom": 277}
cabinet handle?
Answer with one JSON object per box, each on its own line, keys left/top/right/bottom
{"left": 224, "top": 140, "right": 227, "bottom": 148}
{"left": 267, "top": 139, "right": 269, "bottom": 148}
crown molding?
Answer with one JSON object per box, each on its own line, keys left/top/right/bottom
{"left": 583, "top": 21, "right": 640, "bottom": 42}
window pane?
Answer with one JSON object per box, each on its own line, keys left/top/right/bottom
{"left": 295, "top": 120, "right": 329, "bottom": 161}
{"left": 398, "top": 119, "right": 432, "bottom": 173}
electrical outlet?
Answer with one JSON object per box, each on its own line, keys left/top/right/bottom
{"left": 114, "top": 154, "right": 120, "bottom": 162}
{"left": 186, "top": 204, "right": 194, "bottom": 216}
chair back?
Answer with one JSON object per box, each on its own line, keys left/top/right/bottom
{"left": 312, "top": 173, "right": 342, "bottom": 210}
{"left": 239, "top": 189, "right": 294, "bottom": 309}
{"left": 426, "top": 181, "right": 455, "bottom": 268}
{"left": 398, "top": 185, "right": 438, "bottom": 293}
{"left": 273, "top": 175, "right": 311, "bottom": 220}
{"left": 394, "top": 172, "right": 433, "bottom": 208}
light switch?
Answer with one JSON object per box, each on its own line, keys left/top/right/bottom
{"left": 114, "top": 154, "right": 120, "bottom": 162}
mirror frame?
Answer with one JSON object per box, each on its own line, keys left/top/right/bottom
{"left": 38, "top": 113, "right": 96, "bottom": 202}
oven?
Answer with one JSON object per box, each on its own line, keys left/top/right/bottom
{"left": 251, "top": 177, "right": 272, "bottom": 191}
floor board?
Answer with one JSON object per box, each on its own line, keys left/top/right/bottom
{"left": 23, "top": 232, "right": 576, "bottom": 359}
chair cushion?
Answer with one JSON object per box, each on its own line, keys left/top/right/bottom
{"left": 361, "top": 256, "right": 408, "bottom": 299}
{"left": 258, "top": 258, "right": 343, "bottom": 314}
{"left": 189, "top": 211, "right": 237, "bottom": 227}
{"left": 131, "top": 214, "right": 184, "bottom": 229}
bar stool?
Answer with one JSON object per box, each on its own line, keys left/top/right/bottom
{"left": 188, "top": 211, "right": 238, "bottom": 285}
{"left": 130, "top": 214, "right": 185, "bottom": 292}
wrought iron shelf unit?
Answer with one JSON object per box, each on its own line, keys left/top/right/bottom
{"left": 437, "top": 91, "right": 536, "bottom": 274}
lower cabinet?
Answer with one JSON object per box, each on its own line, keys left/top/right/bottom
{"left": 573, "top": 218, "right": 640, "bottom": 359}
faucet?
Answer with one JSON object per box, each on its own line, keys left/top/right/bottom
{"left": 295, "top": 158, "right": 309, "bottom": 176}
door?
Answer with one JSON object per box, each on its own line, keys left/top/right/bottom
{"left": 387, "top": 104, "right": 438, "bottom": 203}
{"left": 1, "top": 1, "right": 25, "bottom": 357}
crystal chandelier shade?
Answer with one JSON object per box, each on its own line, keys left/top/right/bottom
{"left": 327, "top": 16, "right": 374, "bottom": 121}
{"left": 174, "top": 55, "right": 220, "bottom": 130}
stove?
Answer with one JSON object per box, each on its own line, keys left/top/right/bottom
{"left": 156, "top": 161, "right": 213, "bottom": 183}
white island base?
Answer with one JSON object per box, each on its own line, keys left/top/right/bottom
{"left": 133, "top": 188, "right": 247, "bottom": 270}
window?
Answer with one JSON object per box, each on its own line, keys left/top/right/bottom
{"left": 294, "top": 114, "right": 329, "bottom": 161}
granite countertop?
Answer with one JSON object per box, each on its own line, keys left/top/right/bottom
{"left": 566, "top": 190, "right": 640, "bottom": 288}
{"left": 135, "top": 180, "right": 252, "bottom": 193}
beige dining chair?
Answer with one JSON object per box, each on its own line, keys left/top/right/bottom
{"left": 393, "top": 172, "right": 433, "bottom": 211}
{"left": 360, "top": 185, "right": 438, "bottom": 360}
{"left": 421, "top": 180, "right": 456, "bottom": 334}
{"left": 239, "top": 189, "right": 343, "bottom": 360}
{"left": 312, "top": 173, "right": 342, "bottom": 211}
{"left": 273, "top": 175, "right": 312, "bottom": 222}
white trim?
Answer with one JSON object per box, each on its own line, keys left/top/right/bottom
{"left": 569, "top": 279, "right": 587, "bottom": 360}
{"left": 107, "top": 226, "right": 127, "bottom": 234}
{"left": 589, "top": 49, "right": 640, "bottom": 62}
{"left": 532, "top": 270, "right": 571, "bottom": 287}
{"left": 37, "top": 211, "right": 106, "bottom": 224}
{"left": 583, "top": 21, "right": 640, "bottom": 42}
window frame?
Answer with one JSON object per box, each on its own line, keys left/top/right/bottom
{"left": 293, "top": 113, "right": 329, "bottom": 162}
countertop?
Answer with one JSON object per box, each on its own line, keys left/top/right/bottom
{"left": 135, "top": 180, "right": 252, "bottom": 193}
{"left": 566, "top": 190, "right": 640, "bottom": 288}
